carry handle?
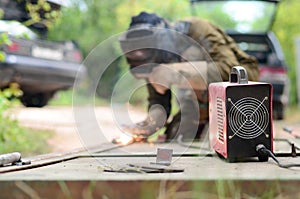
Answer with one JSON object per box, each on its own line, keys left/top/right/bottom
{"left": 229, "top": 66, "right": 248, "bottom": 84}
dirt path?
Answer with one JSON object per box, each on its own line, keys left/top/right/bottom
{"left": 11, "top": 105, "right": 146, "bottom": 153}
{"left": 11, "top": 105, "right": 300, "bottom": 154}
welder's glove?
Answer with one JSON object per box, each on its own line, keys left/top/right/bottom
{"left": 148, "top": 61, "right": 208, "bottom": 94}
{"left": 121, "top": 104, "right": 168, "bottom": 137}
{"left": 121, "top": 118, "right": 158, "bottom": 138}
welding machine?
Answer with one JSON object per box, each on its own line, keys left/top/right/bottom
{"left": 209, "top": 66, "right": 273, "bottom": 162}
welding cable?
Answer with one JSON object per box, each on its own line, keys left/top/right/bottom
{"left": 256, "top": 144, "right": 300, "bottom": 169}
{"left": 273, "top": 138, "right": 300, "bottom": 151}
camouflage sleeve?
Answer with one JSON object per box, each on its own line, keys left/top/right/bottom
{"left": 185, "top": 17, "right": 259, "bottom": 81}
{"left": 210, "top": 29, "right": 259, "bottom": 81}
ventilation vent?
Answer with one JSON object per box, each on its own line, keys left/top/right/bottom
{"left": 216, "top": 97, "right": 224, "bottom": 142}
{"left": 228, "top": 96, "right": 270, "bottom": 140}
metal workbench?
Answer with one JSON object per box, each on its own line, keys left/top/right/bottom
{"left": 0, "top": 139, "right": 300, "bottom": 198}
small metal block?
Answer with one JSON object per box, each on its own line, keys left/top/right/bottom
{"left": 155, "top": 148, "right": 173, "bottom": 166}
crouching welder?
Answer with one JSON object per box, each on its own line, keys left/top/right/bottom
{"left": 118, "top": 11, "right": 259, "bottom": 141}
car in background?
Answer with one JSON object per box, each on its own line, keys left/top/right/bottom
{"left": 0, "top": 0, "right": 85, "bottom": 107}
{"left": 190, "top": 0, "right": 289, "bottom": 119}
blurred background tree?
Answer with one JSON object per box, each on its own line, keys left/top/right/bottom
{"left": 48, "top": 0, "right": 190, "bottom": 100}
{"left": 273, "top": 0, "right": 300, "bottom": 105}
{"left": 0, "top": 0, "right": 57, "bottom": 155}
{"left": 48, "top": 0, "right": 300, "bottom": 105}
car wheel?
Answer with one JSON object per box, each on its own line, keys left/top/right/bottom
{"left": 273, "top": 102, "right": 284, "bottom": 120}
{"left": 21, "top": 92, "right": 54, "bottom": 108}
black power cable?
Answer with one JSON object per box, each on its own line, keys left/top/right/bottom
{"left": 256, "top": 144, "right": 300, "bottom": 169}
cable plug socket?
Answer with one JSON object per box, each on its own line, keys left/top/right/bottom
{"left": 256, "top": 144, "right": 269, "bottom": 162}
{"left": 256, "top": 144, "right": 300, "bottom": 168}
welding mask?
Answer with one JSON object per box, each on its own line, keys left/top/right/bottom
{"left": 119, "top": 12, "right": 180, "bottom": 78}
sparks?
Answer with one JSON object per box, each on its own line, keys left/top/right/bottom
{"left": 112, "top": 133, "right": 134, "bottom": 145}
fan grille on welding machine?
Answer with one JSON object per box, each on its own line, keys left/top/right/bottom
{"left": 228, "top": 96, "right": 270, "bottom": 140}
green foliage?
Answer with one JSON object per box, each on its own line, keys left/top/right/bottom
{"left": 0, "top": 32, "right": 12, "bottom": 62}
{"left": 48, "top": 0, "right": 122, "bottom": 56}
{"left": 0, "top": 32, "right": 12, "bottom": 45}
{"left": 47, "top": 0, "right": 191, "bottom": 100}
{"left": 47, "top": 0, "right": 300, "bottom": 105}
{"left": 0, "top": 85, "right": 51, "bottom": 156}
{"left": 49, "top": 89, "right": 108, "bottom": 106}
{"left": 115, "top": 0, "right": 190, "bottom": 29}
{"left": 0, "top": 8, "right": 3, "bottom": 19}
{"left": 251, "top": 5, "right": 275, "bottom": 31}
{"left": 191, "top": 3, "right": 237, "bottom": 29}
{"left": 0, "top": 51, "right": 4, "bottom": 62}
{"left": 48, "top": 0, "right": 124, "bottom": 99}
{"left": 23, "top": 0, "right": 61, "bottom": 29}
{"left": 0, "top": 7, "right": 53, "bottom": 156}
{"left": 273, "top": 0, "right": 300, "bottom": 105}
{"left": 0, "top": 84, "right": 22, "bottom": 112}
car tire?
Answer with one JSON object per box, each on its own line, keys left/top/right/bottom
{"left": 273, "top": 102, "right": 284, "bottom": 120}
{"left": 21, "top": 92, "right": 54, "bottom": 108}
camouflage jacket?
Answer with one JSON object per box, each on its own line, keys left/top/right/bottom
{"left": 146, "top": 17, "right": 259, "bottom": 124}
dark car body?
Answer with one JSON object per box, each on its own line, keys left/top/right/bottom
{"left": 190, "top": 0, "right": 288, "bottom": 119}
{"left": 227, "top": 31, "right": 289, "bottom": 119}
{"left": 0, "top": 0, "right": 85, "bottom": 107}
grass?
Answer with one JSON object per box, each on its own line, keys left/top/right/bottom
{"left": 0, "top": 85, "right": 54, "bottom": 157}
{"left": 49, "top": 90, "right": 74, "bottom": 106}
{"left": 0, "top": 126, "right": 53, "bottom": 157}
{"left": 49, "top": 89, "right": 108, "bottom": 106}
{"left": 50, "top": 87, "right": 180, "bottom": 113}
{"left": 20, "top": 128, "right": 53, "bottom": 157}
